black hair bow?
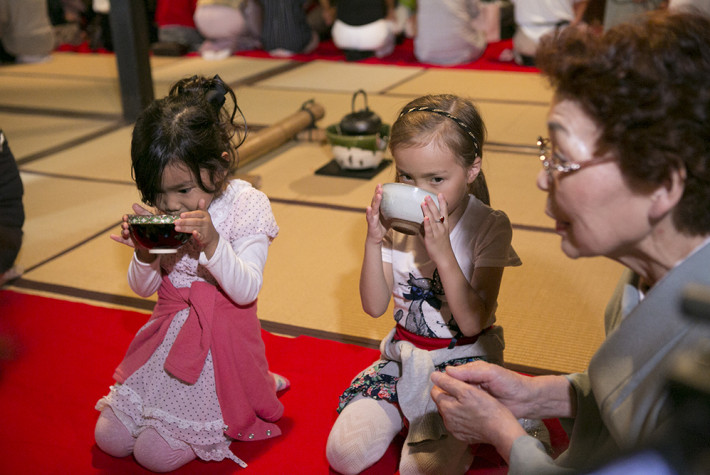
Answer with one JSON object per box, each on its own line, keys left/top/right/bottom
{"left": 205, "top": 74, "right": 227, "bottom": 112}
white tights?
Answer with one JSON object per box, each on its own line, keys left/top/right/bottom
{"left": 326, "top": 396, "right": 473, "bottom": 475}
{"left": 94, "top": 408, "right": 197, "bottom": 472}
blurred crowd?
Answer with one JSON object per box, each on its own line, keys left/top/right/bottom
{"left": 1, "top": 1, "right": 710, "bottom": 66}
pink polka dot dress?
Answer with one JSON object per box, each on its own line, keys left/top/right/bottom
{"left": 96, "top": 180, "right": 279, "bottom": 466}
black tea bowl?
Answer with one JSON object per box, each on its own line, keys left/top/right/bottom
{"left": 127, "top": 214, "right": 191, "bottom": 254}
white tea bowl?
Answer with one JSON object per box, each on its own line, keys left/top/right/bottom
{"left": 380, "top": 183, "right": 440, "bottom": 235}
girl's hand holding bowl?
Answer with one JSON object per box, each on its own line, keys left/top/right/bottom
{"left": 173, "top": 199, "right": 219, "bottom": 259}
{"left": 127, "top": 214, "right": 192, "bottom": 255}
{"left": 110, "top": 203, "right": 153, "bottom": 248}
{"left": 380, "top": 183, "right": 440, "bottom": 235}
{"left": 365, "top": 184, "right": 388, "bottom": 244}
{"left": 110, "top": 203, "right": 191, "bottom": 259}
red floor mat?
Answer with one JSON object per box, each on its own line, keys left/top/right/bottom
{"left": 56, "top": 38, "right": 538, "bottom": 73}
{"left": 238, "top": 38, "right": 538, "bottom": 73}
{"left": 0, "top": 290, "right": 565, "bottom": 474}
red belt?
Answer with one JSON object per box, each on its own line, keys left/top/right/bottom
{"left": 393, "top": 324, "right": 492, "bottom": 351}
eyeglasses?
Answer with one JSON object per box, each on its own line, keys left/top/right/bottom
{"left": 537, "top": 137, "right": 614, "bottom": 175}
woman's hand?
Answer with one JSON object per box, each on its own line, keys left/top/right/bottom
{"left": 421, "top": 193, "right": 455, "bottom": 264}
{"left": 431, "top": 362, "right": 529, "bottom": 462}
{"left": 110, "top": 203, "right": 156, "bottom": 263}
{"left": 437, "top": 361, "right": 577, "bottom": 419}
{"left": 175, "top": 199, "right": 219, "bottom": 259}
{"left": 365, "top": 184, "right": 388, "bottom": 245}
{"left": 434, "top": 361, "right": 536, "bottom": 417}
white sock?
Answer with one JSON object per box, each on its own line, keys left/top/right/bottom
{"left": 326, "top": 396, "right": 403, "bottom": 474}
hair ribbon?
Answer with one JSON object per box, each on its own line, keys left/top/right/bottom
{"left": 205, "top": 74, "right": 227, "bottom": 112}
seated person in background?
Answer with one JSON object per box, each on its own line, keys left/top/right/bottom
{"left": 668, "top": 0, "right": 710, "bottom": 16}
{"left": 432, "top": 10, "right": 710, "bottom": 473}
{"left": 602, "top": 0, "right": 663, "bottom": 31}
{"left": 414, "top": 0, "right": 487, "bottom": 66}
{"left": 154, "top": 0, "right": 203, "bottom": 56}
{"left": 260, "top": 0, "right": 324, "bottom": 57}
{"left": 0, "top": 0, "right": 54, "bottom": 64}
{"left": 330, "top": 0, "right": 396, "bottom": 61}
{"left": 0, "top": 131, "right": 24, "bottom": 286}
{"left": 306, "top": 0, "right": 336, "bottom": 41}
{"left": 393, "top": 0, "right": 416, "bottom": 39}
{"left": 194, "top": 0, "right": 262, "bottom": 60}
{"left": 507, "top": 0, "right": 588, "bottom": 66}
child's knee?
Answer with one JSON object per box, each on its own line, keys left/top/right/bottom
{"left": 326, "top": 397, "right": 403, "bottom": 474}
{"left": 133, "top": 427, "right": 196, "bottom": 472}
{"left": 326, "top": 412, "right": 371, "bottom": 475}
{"left": 94, "top": 408, "right": 135, "bottom": 458}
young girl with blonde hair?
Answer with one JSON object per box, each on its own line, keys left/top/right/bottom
{"left": 327, "top": 94, "right": 524, "bottom": 474}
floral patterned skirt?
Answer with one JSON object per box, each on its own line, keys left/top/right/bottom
{"left": 336, "top": 356, "right": 489, "bottom": 413}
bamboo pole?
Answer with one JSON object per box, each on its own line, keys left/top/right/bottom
{"left": 236, "top": 100, "right": 326, "bottom": 166}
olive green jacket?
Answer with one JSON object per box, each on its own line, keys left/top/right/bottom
{"left": 509, "top": 241, "right": 710, "bottom": 474}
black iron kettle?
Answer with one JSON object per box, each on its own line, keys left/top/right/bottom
{"left": 339, "top": 89, "right": 382, "bottom": 135}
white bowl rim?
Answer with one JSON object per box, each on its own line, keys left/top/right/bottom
{"left": 381, "top": 183, "right": 439, "bottom": 203}
{"left": 380, "top": 183, "right": 439, "bottom": 221}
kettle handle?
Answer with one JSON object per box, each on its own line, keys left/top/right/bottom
{"left": 351, "top": 89, "right": 370, "bottom": 113}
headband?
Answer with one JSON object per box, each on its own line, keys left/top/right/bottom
{"left": 399, "top": 106, "right": 481, "bottom": 157}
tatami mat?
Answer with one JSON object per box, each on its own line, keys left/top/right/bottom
{"left": 245, "top": 141, "right": 391, "bottom": 206}
{"left": 484, "top": 150, "right": 551, "bottom": 228}
{"left": 235, "top": 85, "right": 549, "bottom": 149}
{"left": 500, "top": 230, "right": 624, "bottom": 374}
{"left": 240, "top": 142, "right": 549, "bottom": 229}
{"left": 0, "top": 52, "right": 180, "bottom": 79}
{"left": 151, "top": 56, "right": 294, "bottom": 98}
{"left": 388, "top": 69, "right": 554, "bottom": 104}
{"left": 235, "top": 85, "right": 416, "bottom": 132}
{"left": 0, "top": 112, "right": 120, "bottom": 160}
{"left": 256, "top": 60, "right": 424, "bottom": 93}
{"left": 261, "top": 202, "right": 396, "bottom": 341}
{"left": 15, "top": 173, "right": 138, "bottom": 271}
{"left": 19, "top": 126, "right": 134, "bottom": 181}
{"left": 3, "top": 51, "right": 623, "bottom": 374}
{"left": 0, "top": 75, "right": 123, "bottom": 114}
{"left": 0, "top": 53, "right": 294, "bottom": 115}
{"left": 17, "top": 226, "right": 141, "bottom": 306}
{"left": 479, "top": 102, "right": 548, "bottom": 146}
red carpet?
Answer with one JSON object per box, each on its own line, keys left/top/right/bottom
{"left": 0, "top": 290, "right": 566, "bottom": 474}
{"left": 56, "top": 38, "right": 538, "bottom": 73}
{"left": 235, "top": 38, "right": 538, "bottom": 73}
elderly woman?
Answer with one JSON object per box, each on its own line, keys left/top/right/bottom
{"left": 431, "top": 11, "right": 710, "bottom": 473}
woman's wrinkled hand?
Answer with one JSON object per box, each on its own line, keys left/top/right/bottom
{"left": 430, "top": 361, "right": 529, "bottom": 462}
{"left": 434, "top": 361, "right": 535, "bottom": 417}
